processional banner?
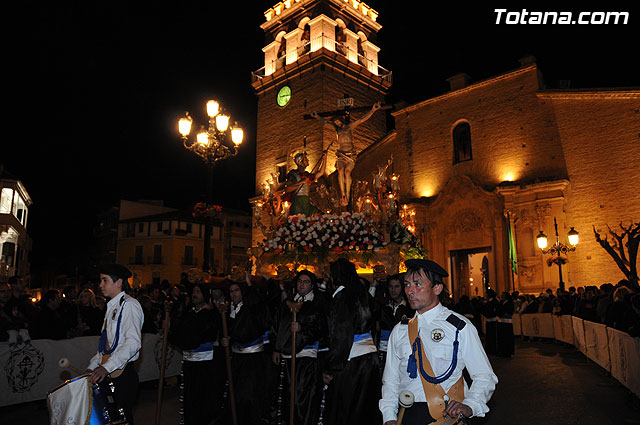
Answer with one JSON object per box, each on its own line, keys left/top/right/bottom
{"left": 0, "top": 333, "right": 181, "bottom": 407}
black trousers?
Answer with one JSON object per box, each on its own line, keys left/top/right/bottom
{"left": 231, "top": 351, "right": 269, "bottom": 425}
{"left": 402, "top": 402, "right": 436, "bottom": 425}
{"left": 111, "top": 363, "right": 138, "bottom": 425}
{"left": 183, "top": 360, "right": 215, "bottom": 425}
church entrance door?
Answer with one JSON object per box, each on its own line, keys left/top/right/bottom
{"left": 449, "top": 247, "right": 492, "bottom": 300}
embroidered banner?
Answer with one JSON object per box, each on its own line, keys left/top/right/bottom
{"left": 512, "top": 314, "right": 522, "bottom": 336}
{"left": 552, "top": 314, "right": 574, "bottom": 345}
{"left": 520, "top": 313, "right": 554, "bottom": 338}
{"left": 607, "top": 327, "right": 640, "bottom": 399}
{"left": 584, "top": 321, "right": 610, "bottom": 372}
{"left": 0, "top": 333, "right": 181, "bottom": 407}
{"left": 571, "top": 316, "right": 587, "bottom": 355}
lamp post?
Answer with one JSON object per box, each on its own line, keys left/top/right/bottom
{"left": 536, "top": 217, "right": 579, "bottom": 291}
{"left": 178, "top": 100, "right": 243, "bottom": 273}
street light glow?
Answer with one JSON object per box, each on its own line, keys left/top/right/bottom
{"left": 568, "top": 227, "right": 579, "bottom": 246}
{"left": 206, "top": 100, "right": 220, "bottom": 117}
{"left": 216, "top": 114, "right": 230, "bottom": 132}
{"left": 536, "top": 231, "right": 548, "bottom": 249}
{"left": 231, "top": 127, "right": 244, "bottom": 145}
{"left": 178, "top": 114, "right": 193, "bottom": 137}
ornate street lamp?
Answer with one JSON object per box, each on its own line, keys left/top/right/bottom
{"left": 536, "top": 217, "right": 579, "bottom": 291}
{"left": 178, "top": 100, "right": 243, "bottom": 273}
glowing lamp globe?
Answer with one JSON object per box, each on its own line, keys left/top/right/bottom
{"left": 231, "top": 127, "right": 244, "bottom": 145}
{"left": 206, "top": 100, "right": 220, "bottom": 117}
{"left": 196, "top": 131, "right": 209, "bottom": 146}
{"left": 178, "top": 114, "right": 193, "bottom": 137}
{"left": 567, "top": 227, "right": 579, "bottom": 246}
{"left": 216, "top": 114, "right": 230, "bottom": 132}
{"left": 536, "top": 231, "right": 548, "bottom": 250}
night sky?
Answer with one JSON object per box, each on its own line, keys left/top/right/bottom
{"left": 6, "top": 1, "right": 638, "bottom": 279}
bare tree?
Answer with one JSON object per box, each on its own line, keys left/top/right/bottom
{"left": 593, "top": 222, "right": 639, "bottom": 288}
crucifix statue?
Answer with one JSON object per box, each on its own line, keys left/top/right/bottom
{"left": 307, "top": 99, "right": 383, "bottom": 206}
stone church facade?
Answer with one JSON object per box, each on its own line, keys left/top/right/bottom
{"left": 250, "top": 0, "right": 640, "bottom": 297}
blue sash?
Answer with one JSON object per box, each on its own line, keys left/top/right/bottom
{"left": 303, "top": 341, "right": 320, "bottom": 350}
{"left": 380, "top": 329, "right": 392, "bottom": 342}
{"left": 98, "top": 300, "right": 126, "bottom": 355}
{"left": 353, "top": 332, "right": 372, "bottom": 342}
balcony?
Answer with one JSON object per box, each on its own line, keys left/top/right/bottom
{"left": 129, "top": 257, "right": 145, "bottom": 265}
{"left": 148, "top": 256, "right": 163, "bottom": 265}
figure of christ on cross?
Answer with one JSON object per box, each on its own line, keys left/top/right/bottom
{"left": 310, "top": 101, "right": 382, "bottom": 206}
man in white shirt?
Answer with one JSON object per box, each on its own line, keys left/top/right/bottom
{"left": 379, "top": 259, "right": 497, "bottom": 425}
{"left": 86, "top": 264, "right": 144, "bottom": 424}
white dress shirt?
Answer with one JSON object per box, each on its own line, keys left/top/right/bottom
{"left": 379, "top": 303, "right": 498, "bottom": 423}
{"left": 87, "top": 291, "right": 144, "bottom": 374}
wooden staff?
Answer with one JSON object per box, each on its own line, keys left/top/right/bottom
{"left": 154, "top": 301, "right": 171, "bottom": 425}
{"left": 216, "top": 300, "right": 238, "bottom": 425}
{"left": 286, "top": 300, "right": 303, "bottom": 425}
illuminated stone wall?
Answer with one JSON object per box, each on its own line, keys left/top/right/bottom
{"left": 546, "top": 94, "right": 640, "bottom": 286}
{"left": 352, "top": 64, "right": 639, "bottom": 292}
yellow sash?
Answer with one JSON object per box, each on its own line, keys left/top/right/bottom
{"left": 408, "top": 317, "right": 464, "bottom": 424}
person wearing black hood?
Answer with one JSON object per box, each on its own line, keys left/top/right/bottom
{"left": 322, "top": 258, "right": 382, "bottom": 425}
{"left": 272, "top": 270, "right": 328, "bottom": 425}
{"left": 497, "top": 291, "right": 515, "bottom": 357}
{"left": 482, "top": 289, "right": 500, "bottom": 355}
{"left": 222, "top": 278, "right": 271, "bottom": 425}
{"left": 169, "top": 283, "right": 219, "bottom": 425}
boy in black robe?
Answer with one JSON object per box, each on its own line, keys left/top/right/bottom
{"left": 272, "top": 270, "right": 328, "bottom": 425}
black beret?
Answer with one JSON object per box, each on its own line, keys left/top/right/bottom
{"left": 404, "top": 259, "right": 449, "bottom": 278}
{"left": 98, "top": 264, "right": 132, "bottom": 280}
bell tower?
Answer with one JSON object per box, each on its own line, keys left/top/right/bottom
{"left": 251, "top": 0, "right": 391, "bottom": 243}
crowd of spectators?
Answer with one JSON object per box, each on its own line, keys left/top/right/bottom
{"left": 0, "top": 274, "right": 194, "bottom": 343}
{"left": 511, "top": 279, "right": 639, "bottom": 336}
{"left": 2, "top": 272, "right": 640, "bottom": 344}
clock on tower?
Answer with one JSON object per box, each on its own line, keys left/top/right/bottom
{"left": 276, "top": 86, "right": 292, "bottom": 107}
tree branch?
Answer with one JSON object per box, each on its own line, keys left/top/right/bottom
{"left": 594, "top": 225, "right": 631, "bottom": 277}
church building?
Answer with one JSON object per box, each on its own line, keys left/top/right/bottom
{"left": 250, "top": 0, "right": 640, "bottom": 298}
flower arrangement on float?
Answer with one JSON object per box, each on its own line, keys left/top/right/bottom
{"left": 261, "top": 212, "right": 386, "bottom": 260}
{"left": 546, "top": 256, "right": 568, "bottom": 267}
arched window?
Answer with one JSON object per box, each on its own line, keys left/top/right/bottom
{"left": 453, "top": 122, "right": 472, "bottom": 164}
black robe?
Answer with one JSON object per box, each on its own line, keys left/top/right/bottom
{"left": 482, "top": 297, "right": 500, "bottom": 355}
{"left": 324, "top": 285, "right": 382, "bottom": 425}
{"left": 272, "top": 293, "right": 328, "bottom": 425}
{"left": 170, "top": 305, "right": 219, "bottom": 425}
{"left": 227, "top": 287, "right": 271, "bottom": 425}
